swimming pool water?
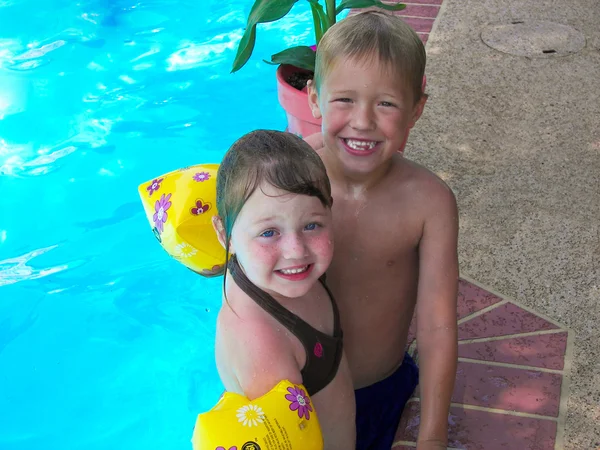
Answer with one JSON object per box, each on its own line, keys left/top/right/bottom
{"left": 0, "top": 1, "right": 329, "bottom": 448}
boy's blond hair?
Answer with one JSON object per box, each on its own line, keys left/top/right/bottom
{"left": 314, "top": 11, "right": 426, "bottom": 103}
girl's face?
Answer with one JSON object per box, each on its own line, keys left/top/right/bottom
{"left": 226, "top": 182, "right": 333, "bottom": 300}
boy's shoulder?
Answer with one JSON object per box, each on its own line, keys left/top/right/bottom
{"left": 387, "top": 155, "right": 457, "bottom": 212}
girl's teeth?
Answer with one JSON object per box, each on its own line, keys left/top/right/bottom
{"left": 345, "top": 139, "right": 377, "bottom": 151}
{"left": 280, "top": 266, "right": 308, "bottom": 275}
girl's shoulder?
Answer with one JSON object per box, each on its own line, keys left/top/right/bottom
{"left": 217, "top": 301, "right": 304, "bottom": 400}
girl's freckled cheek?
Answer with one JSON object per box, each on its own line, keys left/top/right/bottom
{"left": 253, "top": 243, "right": 279, "bottom": 263}
{"left": 312, "top": 234, "right": 334, "bottom": 257}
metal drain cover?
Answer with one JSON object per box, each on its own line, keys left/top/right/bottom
{"left": 481, "top": 20, "right": 586, "bottom": 58}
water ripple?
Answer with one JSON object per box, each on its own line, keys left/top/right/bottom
{"left": 4, "top": 39, "right": 68, "bottom": 71}
{"left": 0, "top": 38, "right": 21, "bottom": 68}
{"left": 0, "top": 140, "right": 75, "bottom": 176}
{"left": 0, "top": 114, "right": 117, "bottom": 176}
{"left": 166, "top": 30, "right": 242, "bottom": 72}
{"left": 12, "top": 39, "right": 66, "bottom": 60}
{"left": 0, "top": 245, "right": 69, "bottom": 286}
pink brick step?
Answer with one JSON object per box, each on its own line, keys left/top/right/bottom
{"left": 397, "top": 401, "right": 558, "bottom": 450}
{"left": 394, "top": 278, "right": 571, "bottom": 449}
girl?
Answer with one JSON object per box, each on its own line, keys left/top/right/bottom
{"left": 211, "top": 130, "right": 356, "bottom": 449}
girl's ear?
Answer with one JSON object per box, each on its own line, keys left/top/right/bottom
{"left": 212, "top": 216, "right": 231, "bottom": 252}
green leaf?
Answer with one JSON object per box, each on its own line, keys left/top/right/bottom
{"left": 247, "top": 0, "right": 299, "bottom": 26}
{"left": 325, "top": 0, "right": 336, "bottom": 25}
{"left": 265, "top": 46, "right": 316, "bottom": 72}
{"left": 231, "top": 0, "right": 300, "bottom": 73}
{"left": 307, "top": 0, "right": 330, "bottom": 42}
{"left": 335, "top": 0, "right": 406, "bottom": 16}
{"left": 308, "top": 1, "right": 323, "bottom": 42}
{"left": 231, "top": 26, "right": 257, "bottom": 74}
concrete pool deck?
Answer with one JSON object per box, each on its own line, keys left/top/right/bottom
{"left": 351, "top": 0, "right": 599, "bottom": 448}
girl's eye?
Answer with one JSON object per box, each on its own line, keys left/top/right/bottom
{"left": 260, "top": 229, "right": 276, "bottom": 238}
{"left": 304, "top": 222, "right": 320, "bottom": 231}
{"left": 334, "top": 97, "right": 352, "bottom": 103}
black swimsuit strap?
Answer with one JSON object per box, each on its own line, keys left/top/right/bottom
{"left": 319, "top": 276, "right": 342, "bottom": 338}
{"left": 228, "top": 255, "right": 297, "bottom": 331}
{"left": 228, "top": 255, "right": 341, "bottom": 338}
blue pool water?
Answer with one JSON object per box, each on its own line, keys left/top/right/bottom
{"left": 0, "top": 1, "right": 335, "bottom": 448}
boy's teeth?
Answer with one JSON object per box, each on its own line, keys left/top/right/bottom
{"left": 280, "top": 266, "right": 308, "bottom": 275}
{"left": 345, "top": 139, "right": 377, "bottom": 151}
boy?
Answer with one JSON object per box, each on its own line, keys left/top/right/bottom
{"left": 305, "top": 11, "right": 459, "bottom": 450}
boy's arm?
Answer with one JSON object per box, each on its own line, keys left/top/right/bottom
{"left": 415, "top": 183, "right": 459, "bottom": 449}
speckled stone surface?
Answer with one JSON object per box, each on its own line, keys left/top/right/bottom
{"left": 481, "top": 20, "right": 586, "bottom": 58}
{"left": 400, "top": 0, "right": 599, "bottom": 447}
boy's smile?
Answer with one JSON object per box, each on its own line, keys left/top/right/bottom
{"left": 309, "top": 57, "right": 426, "bottom": 181}
{"left": 341, "top": 138, "right": 381, "bottom": 156}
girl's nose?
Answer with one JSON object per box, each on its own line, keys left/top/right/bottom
{"left": 282, "top": 233, "right": 308, "bottom": 259}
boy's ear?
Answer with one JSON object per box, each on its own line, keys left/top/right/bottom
{"left": 409, "top": 94, "right": 428, "bottom": 129}
{"left": 212, "top": 216, "right": 231, "bottom": 252}
{"left": 307, "top": 80, "right": 322, "bottom": 120}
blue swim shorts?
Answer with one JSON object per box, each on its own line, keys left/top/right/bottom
{"left": 354, "top": 352, "right": 419, "bottom": 450}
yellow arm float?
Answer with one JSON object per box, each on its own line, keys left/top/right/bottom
{"left": 192, "top": 380, "right": 323, "bottom": 450}
{"left": 137, "top": 164, "right": 226, "bottom": 276}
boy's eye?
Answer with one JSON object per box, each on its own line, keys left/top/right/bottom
{"left": 334, "top": 97, "right": 352, "bottom": 103}
{"left": 304, "top": 222, "right": 320, "bottom": 231}
{"left": 380, "top": 101, "right": 396, "bottom": 107}
{"left": 260, "top": 229, "right": 276, "bottom": 238}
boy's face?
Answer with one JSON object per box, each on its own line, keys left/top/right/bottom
{"left": 308, "top": 57, "right": 426, "bottom": 177}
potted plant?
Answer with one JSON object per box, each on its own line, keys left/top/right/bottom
{"left": 231, "top": 0, "right": 406, "bottom": 139}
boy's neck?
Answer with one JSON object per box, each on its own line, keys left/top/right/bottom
{"left": 321, "top": 147, "right": 396, "bottom": 193}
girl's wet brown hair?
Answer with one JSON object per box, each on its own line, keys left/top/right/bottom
{"left": 215, "top": 129, "right": 332, "bottom": 280}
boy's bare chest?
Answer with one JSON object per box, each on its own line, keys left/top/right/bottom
{"left": 327, "top": 194, "right": 420, "bottom": 334}
{"left": 331, "top": 195, "right": 421, "bottom": 261}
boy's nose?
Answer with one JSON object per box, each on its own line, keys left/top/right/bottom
{"left": 351, "top": 105, "right": 375, "bottom": 130}
{"left": 282, "top": 233, "right": 308, "bottom": 259}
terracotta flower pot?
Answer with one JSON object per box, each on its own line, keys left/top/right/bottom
{"left": 276, "top": 64, "right": 321, "bottom": 139}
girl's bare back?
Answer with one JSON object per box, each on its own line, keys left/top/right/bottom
{"left": 216, "top": 275, "right": 356, "bottom": 449}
